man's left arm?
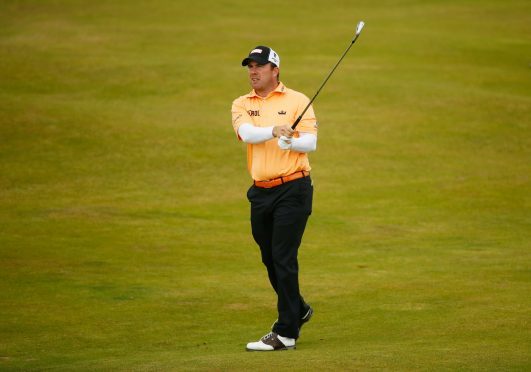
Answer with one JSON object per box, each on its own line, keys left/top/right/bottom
{"left": 278, "top": 94, "right": 318, "bottom": 152}
{"left": 278, "top": 132, "right": 317, "bottom": 152}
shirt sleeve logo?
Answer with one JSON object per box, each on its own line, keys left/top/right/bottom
{"left": 233, "top": 113, "right": 242, "bottom": 124}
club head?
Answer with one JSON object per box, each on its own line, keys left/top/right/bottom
{"left": 356, "top": 21, "right": 365, "bottom": 36}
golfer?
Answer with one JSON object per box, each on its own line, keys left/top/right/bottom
{"left": 231, "top": 46, "right": 318, "bottom": 351}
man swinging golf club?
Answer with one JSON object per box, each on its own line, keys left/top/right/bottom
{"left": 231, "top": 46, "right": 317, "bottom": 351}
{"left": 231, "top": 22, "right": 364, "bottom": 352}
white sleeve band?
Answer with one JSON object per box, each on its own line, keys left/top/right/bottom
{"left": 237, "top": 123, "right": 274, "bottom": 144}
{"left": 290, "top": 132, "right": 317, "bottom": 153}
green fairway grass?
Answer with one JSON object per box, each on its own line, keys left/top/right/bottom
{"left": 1, "top": 0, "right": 530, "bottom": 370}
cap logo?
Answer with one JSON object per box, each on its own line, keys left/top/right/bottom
{"left": 251, "top": 48, "right": 263, "bottom": 54}
{"left": 268, "top": 48, "right": 280, "bottom": 67}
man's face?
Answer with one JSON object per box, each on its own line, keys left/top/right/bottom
{"left": 247, "top": 61, "right": 279, "bottom": 91}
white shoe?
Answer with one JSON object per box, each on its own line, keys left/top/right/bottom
{"left": 246, "top": 332, "right": 296, "bottom": 351}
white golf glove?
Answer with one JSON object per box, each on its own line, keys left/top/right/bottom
{"left": 278, "top": 135, "right": 292, "bottom": 150}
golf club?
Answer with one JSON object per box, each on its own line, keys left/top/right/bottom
{"left": 291, "top": 21, "right": 365, "bottom": 130}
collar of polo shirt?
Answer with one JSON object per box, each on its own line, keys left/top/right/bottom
{"left": 247, "top": 82, "right": 287, "bottom": 98}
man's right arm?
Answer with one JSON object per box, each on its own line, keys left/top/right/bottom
{"left": 238, "top": 124, "right": 295, "bottom": 144}
{"left": 238, "top": 123, "right": 274, "bottom": 144}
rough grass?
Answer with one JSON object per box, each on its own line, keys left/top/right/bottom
{"left": 1, "top": 0, "right": 530, "bottom": 370}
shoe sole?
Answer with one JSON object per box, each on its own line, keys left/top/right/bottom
{"left": 299, "top": 307, "right": 313, "bottom": 335}
{"left": 300, "top": 307, "right": 313, "bottom": 326}
{"left": 246, "top": 346, "right": 296, "bottom": 352}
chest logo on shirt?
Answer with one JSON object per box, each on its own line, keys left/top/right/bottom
{"left": 278, "top": 110, "right": 287, "bottom": 115}
{"left": 248, "top": 110, "right": 260, "bottom": 117}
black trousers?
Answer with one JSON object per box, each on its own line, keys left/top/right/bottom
{"left": 247, "top": 176, "right": 313, "bottom": 339}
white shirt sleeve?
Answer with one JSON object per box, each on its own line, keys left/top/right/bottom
{"left": 290, "top": 132, "right": 317, "bottom": 153}
{"left": 237, "top": 123, "right": 274, "bottom": 144}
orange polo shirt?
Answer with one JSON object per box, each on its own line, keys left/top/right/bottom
{"left": 231, "top": 82, "right": 318, "bottom": 181}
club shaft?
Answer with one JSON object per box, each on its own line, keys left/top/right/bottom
{"left": 291, "top": 33, "right": 361, "bottom": 130}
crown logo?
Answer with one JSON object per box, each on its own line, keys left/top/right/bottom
{"left": 278, "top": 110, "right": 286, "bottom": 115}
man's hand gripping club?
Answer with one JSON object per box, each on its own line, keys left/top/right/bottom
{"left": 273, "top": 125, "right": 294, "bottom": 150}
